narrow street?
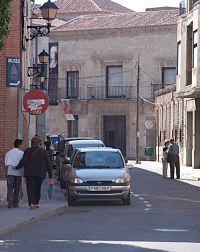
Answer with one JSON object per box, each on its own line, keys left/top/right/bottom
{"left": 1, "top": 167, "right": 200, "bottom": 252}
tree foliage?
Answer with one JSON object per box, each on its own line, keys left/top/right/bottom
{"left": 0, "top": 0, "right": 12, "bottom": 50}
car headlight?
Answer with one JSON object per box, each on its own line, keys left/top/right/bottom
{"left": 72, "top": 177, "right": 83, "bottom": 184}
{"left": 115, "top": 177, "right": 129, "bottom": 183}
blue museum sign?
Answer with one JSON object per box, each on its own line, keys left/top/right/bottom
{"left": 6, "top": 57, "right": 21, "bottom": 87}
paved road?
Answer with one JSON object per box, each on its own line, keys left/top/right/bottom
{"left": 1, "top": 168, "right": 200, "bottom": 252}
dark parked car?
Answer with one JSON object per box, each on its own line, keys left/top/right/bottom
{"left": 54, "top": 137, "right": 93, "bottom": 181}
{"left": 63, "top": 147, "right": 131, "bottom": 206}
{"left": 57, "top": 137, "right": 93, "bottom": 154}
{"left": 58, "top": 139, "right": 105, "bottom": 188}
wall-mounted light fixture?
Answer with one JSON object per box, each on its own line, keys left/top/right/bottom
{"left": 27, "top": 0, "right": 58, "bottom": 40}
{"left": 27, "top": 49, "right": 49, "bottom": 77}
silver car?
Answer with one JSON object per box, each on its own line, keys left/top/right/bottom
{"left": 59, "top": 139, "right": 105, "bottom": 189}
{"left": 64, "top": 147, "right": 131, "bottom": 206}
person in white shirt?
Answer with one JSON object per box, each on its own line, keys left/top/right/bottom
{"left": 5, "top": 139, "right": 24, "bottom": 208}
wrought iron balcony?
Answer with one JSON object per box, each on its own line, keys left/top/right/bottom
{"left": 87, "top": 86, "right": 133, "bottom": 99}
{"left": 57, "top": 86, "right": 134, "bottom": 100}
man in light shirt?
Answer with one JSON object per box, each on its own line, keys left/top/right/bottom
{"left": 5, "top": 139, "right": 24, "bottom": 208}
{"left": 168, "top": 138, "right": 180, "bottom": 179}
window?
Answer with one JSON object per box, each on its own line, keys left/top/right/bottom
{"left": 193, "top": 30, "right": 198, "bottom": 68}
{"left": 186, "top": 22, "right": 193, "bottom": 85}
{"left": 66, "top": 71, "right": 79, "bottom": 98}
{"left": 106, "top": 66, "right": 123, "bottom": 97}
{"left": 162, "top": 67, "right": 176, "bottom": 86}
{"left": 189, "top": 0, "right": 198, "bottom": 11}
{"left": 177, "top": 41, "right": 181, "bottom": 75}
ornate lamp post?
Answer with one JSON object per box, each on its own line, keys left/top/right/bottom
{"left": 27, "top": 49, "right": 49, "bottom": 78}
{"left": 27, "top": 0, "right": 58, "bottom": 40}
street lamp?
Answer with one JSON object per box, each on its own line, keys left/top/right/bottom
{"left": 27, "top": 49, "right": 49, "bottom": 78}
{"left": 38, "top": 49, "right": 49, "bottom": 64}
{"left": 27, "top": 0, "right": 58, "bottom": 40}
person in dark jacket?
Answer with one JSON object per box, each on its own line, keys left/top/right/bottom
{"left": 17, "top": 136, "right": 52, "bottom": 209}
{"left": 168, "top": 138, "right": 180, "bottom": 179}
{"left": 44, "top": 135, "right": 54, "bottom": 161}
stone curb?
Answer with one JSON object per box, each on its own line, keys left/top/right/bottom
{"left": 0, "top": 204, "right": 68, "bottom": 236}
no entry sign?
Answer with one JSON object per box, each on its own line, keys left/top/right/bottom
{"left": 23, "top": 89, "right": 49, "bottom": 115}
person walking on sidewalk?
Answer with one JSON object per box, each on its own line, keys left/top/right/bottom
{"left": 5, "top": 139, "right": 24, "bottom": 208}
{"left": 168, "top": 138, "right": 180, "bottom": 179}
{"left": 17, "top": 136, "right": 53, "bottom": 209}
{"left": 162, "top": 139, "right": 170, "bottom": 178}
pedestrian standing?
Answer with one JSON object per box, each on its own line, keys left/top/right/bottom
{"left": 168, "top": 138, "right": 180, "bottom": 179}
{"left": 162, "top": 140, "right": 170, "bottom": 178}
{"left": 17, "top": 136, "right": 53, "bottom": 209}
{"left": 44, "top": 135, "right": 52, "bottom": 150}
{"left": 5, "top": 139, "right": 24, "bottom": 208}
{"left": 44, "top": 135, "right": 54, "bottom": 161}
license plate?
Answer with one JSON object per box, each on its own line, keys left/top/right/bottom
{"left": 87, "top": 186, "right": 111, "bottom": 191}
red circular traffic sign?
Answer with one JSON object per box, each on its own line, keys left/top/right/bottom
{"left": 23, "top": 89, "right": 49, "bottom": 115}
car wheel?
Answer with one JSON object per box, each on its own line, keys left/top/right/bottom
{"left": 68, "top": 191, "right": 76, "bottom": 206}
{"left": 122, "top": 191, "right": 131, "bottom": 205}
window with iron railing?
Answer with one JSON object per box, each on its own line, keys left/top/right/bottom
{"left": 66, "top": 71, "right": 79, "bottom": 98}
{"left": 87, "top": 86, "right": 133, "bottom": 99}
{"left": 106, "top": 66, "right": 124, "bottom": 97}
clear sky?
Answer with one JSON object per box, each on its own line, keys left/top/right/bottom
{"left": 35, "top": 0, "right": 182, "bottom": 12}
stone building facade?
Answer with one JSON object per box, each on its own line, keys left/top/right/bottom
{"left": 155, "top": 0, "right": 200, "bottom": 169}
{"left": 155, "top": 85, "right": 185, "bottom": 162}
{"left": 46, "top": 8, "right": 179, "bottom": 160}
{"left": 175, "top": 0, "right": 200, "bottom": 168}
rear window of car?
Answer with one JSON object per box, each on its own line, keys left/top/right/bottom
{"left": 73, "top": 151, "right": 124, "bottom": 169}
{"left": 66, "top": 141, "right": 105, "bottom": 158}
{"left": 72, "top": 142, "right": 104, "bottom": 148}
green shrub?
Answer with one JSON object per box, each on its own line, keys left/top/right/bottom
{"left": 0, "top": 0, "right": 12, "bottom": 49}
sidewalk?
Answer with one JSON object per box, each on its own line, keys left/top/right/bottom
{"left": 0, "top": 161, "right": 200, "bottom": 237}
{"left": 130, "top": 160, "right": 200, "bottom": 185}
{"left": 0, "top": 177, "right": 67, "bottom": 236}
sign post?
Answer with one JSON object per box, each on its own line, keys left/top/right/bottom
{"left": 23, "top": 89, "right": 49, "bottom": 115}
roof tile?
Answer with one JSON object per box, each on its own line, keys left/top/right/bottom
{"left": 55, "top": 0, "right": 133, "bottom": 14}
{"left": 54, "top": 10, "right": 179, "bottom": 32}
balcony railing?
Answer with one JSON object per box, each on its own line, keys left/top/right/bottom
{"left": 88, "top": 86, "right": 133, "bottom": 99}
{"left": 57, "top": 86, "right": 135, "bottom": 100}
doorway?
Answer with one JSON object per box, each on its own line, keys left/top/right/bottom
{"left": 103, "top": 115, "right": 126, "bottom": 156}
{"left": 186, "top": 112, "right": 193, "bottom": 166}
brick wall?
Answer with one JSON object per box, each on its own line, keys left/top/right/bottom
{"left": 0, "top": 0, "right": 21, "bottom": 180}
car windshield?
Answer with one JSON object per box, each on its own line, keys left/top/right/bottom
{"left": 73, "top": 151, "right": 124, "bottom": 169}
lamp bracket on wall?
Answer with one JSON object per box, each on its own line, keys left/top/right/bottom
{"left": 27, "top": 23, "right": 51, "bottom": 40}
{"left": 27, "top": 66, "right": 42, "bottom": 77}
